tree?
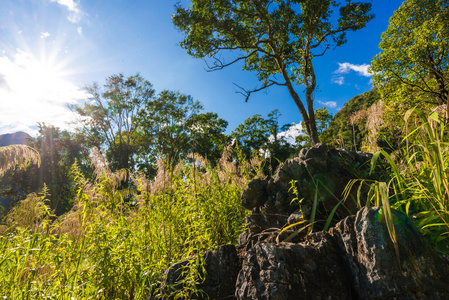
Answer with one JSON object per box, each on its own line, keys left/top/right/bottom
{"left": 231, "top": 110, "right": 296, "bottom": 170}
{"left": 320, "top": 88, "right": 380, "bottom": 150}
{"left": 370, "top": 0, "right": 449, "bottom": 113}
{"left": 31, "top": 124, "right": 83, "bottom": 214}
{"left": 136, "top": 90, "right": 229, "bottom": 174}
{"left": 71, "top": 73, "right": 155, "bottom": 171}
{"left": 136, "top": 90, "right": 202, "bottom": 172}
{"left": 173, "top": 0, "right": 373, "bottom": 145}
{"left": 231, "top": 114, "right": 271, "bottom": 159}
{"left": 190, "top": 112, "right": 230, "bottom": 165}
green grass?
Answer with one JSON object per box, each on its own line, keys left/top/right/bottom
{"left": 0, "top": 148, "right": 256, "bottom": 299}
{"left": 354, "top": 108, "right": 449, "bottom": 254}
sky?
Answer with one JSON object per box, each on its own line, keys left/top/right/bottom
{"left": 0, "top": 0, "right": 402, "bottom": 137}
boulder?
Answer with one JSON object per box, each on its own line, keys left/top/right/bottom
{"left": 330, "top": 206, "right": 449, "bottom": 299}
{"left": 235, "top": 232, "right": 351, "bottom": 299}
{"left": 241, "top": 143, "right": 373, "bottom": 235}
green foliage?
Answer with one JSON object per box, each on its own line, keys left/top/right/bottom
{"left": 4, "top": 186, "right": 52, "bottom": 232}
{"left": 231, "top": 114, "right": 272, "bottom": 159}
{"left": 72, "top": 73, "right": 230, "bottom": 177}
{"left": 190, "top": 112, "right": 230, "bottom": 166}
{"left": 0, "top": 147, "right": 252, "bottom": 299}
{"left": 136, "top": 90, "right": 229, "bottom": 175}
{"left": 231, "top": 109, "right": 296, "bottom": 173}
{"left": 353, "top": 108, "right": 449, "bottom": 253}
{"left": 370, "top": 0, "right": 449, "bottom": 107}
{"left": 173, "top": 0, "right": 374, "bottom": 144}
{"left": 321, "top": 88, "right": 381, "bottom": 150}
{"left": 71, "top": 73, "right": 155, "bottom": 171}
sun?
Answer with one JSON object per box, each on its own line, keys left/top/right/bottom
{"left": 12, "top": 51, "right": 63, "bottom": 94}
{"left": 0, "top": 49, "right": 86, "bottom": 135}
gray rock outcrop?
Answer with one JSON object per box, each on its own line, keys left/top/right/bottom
{"left": 243, "top": 143, "right": 373, "bottom": 235}
{"left": 236, "top": 206, "right": 449, "bottom": 299}
{"left": 150, "top": 245, "right": 239, "bottom": 299}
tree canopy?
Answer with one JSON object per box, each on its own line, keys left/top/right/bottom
{"left": 136, "top": 90, "right": 228, "bottom": 173}
{"left": 71, "top": 73, "right": 155, "bottom": 171}
{"left": 173, "top": 0, "right": 374, "bottom": 145}
{"left": 370, "top": 0, "right": 449, "bottom": 111}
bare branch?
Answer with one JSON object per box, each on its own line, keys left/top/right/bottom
{"left": 204, "top": 52, "right": 257, "bottom": 72}
{"left": 233, "top": 80, "right": 285, "bottom": 102}
{"left": 313, "top": 44, "right": 330, "bottom": 57}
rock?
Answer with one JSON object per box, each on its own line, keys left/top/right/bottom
{"left": 242, "top": 143, "right": 373, "bottom": 235}
{"left": 150, "top": 260, "right": 190, "bottom": 299}
{"left": 235, "top": 207, "right": 449, "bottom": 299}
{"left": 235, "top": 232, "right": 351, "bottom": 300}
{"left": 150, "top": 245, "right": 240, "bottom": 300}
{"left": 330, "top": 206, "right": 449, "bottom": 299}
{"left": 241, "top": 177, "right": 269, "bottom": 210}
{"left": 245, "top": 206, "right": 288, "bottom": 234}
{"left": 199, "top": 244, "right": 240, "bottom": 299}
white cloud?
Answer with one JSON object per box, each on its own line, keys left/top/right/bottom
{"left": 77, "top": 26, "right": 83, "bottom": 35}
{"left": 335, "top": 62, "right": 372, "bottom": 77}
{"left": 50, "top": 0, "right": 84, "bottom": 23}
{"left": 40, "top": 32, "right": 51, "bottom": 39}
{"left": 318, "top": 100, "right": 337, "bottom": 108}
{"left": 331, "top": 76, "right": 345, "bottom": 85}
{"left": 270, "top": 123, "right": 303, "bottom": 145}
{"left": 0, "top": 49, "right": 87, "bottom": 136}
{"left": 261, "top": 123, "right": 303, "bottom": 157}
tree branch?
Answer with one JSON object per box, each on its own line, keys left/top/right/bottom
{"left": 233, "top": 80, "right": 285, "bottom": 102}
{"left": 204, "top": 50, "right": 259, "bottom": 72}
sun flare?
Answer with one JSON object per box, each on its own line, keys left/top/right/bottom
{"left": 0, "top": 49, "right": 87, "bottom": 135}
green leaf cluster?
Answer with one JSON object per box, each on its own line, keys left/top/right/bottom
{"left": 370, "top": 0, "right": 449, "bottom": 107}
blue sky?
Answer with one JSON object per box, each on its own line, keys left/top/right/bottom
{"left": 0, "top": 0, "right": 401, "bottom": 136}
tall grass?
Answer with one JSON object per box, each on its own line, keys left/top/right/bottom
{"left": 355, "top": 108, "right": 449, "bottom": 253}
{"left": 0, "top": 147, "right": 256, "bottom": 299}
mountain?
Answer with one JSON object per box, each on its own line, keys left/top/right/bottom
{"left": 0, "top": 131, "right": 32, "bottom": 146}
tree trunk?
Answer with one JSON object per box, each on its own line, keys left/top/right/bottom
{"left": 277, "top": 63, "right": 320, "bottom": 145}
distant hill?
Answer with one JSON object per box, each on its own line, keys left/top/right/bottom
{"left": 0, "top": 131, "right": 32, "bottom": 146}
{"left": 322, "top": 88, "right": 381, "bottom": 150}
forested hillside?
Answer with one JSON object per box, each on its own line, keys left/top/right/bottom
{"left": 321, "top": 88, "right": 381, "bottom": 151}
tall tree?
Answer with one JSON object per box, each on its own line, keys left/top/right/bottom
{"left": 296, "top": 106, "right": 333, "bottom": 147}
{"left": 370, "top": 0, "right": 449, "bottom": 112}
{"left": 231, "top": 109, "right": 295, "bottom": 168}
{"left": 136, "top": 90, "right": 202, "bottom": 172}
{"left": 136, "top": 90, "right": 229, "bottom": 174}
{"left": 173, "top": 0, "right": 373, "bottom": 145}
{"left": 190, "top": 112, "right": 230, "bottom": 165}
{"left": 71, "top": 73, "right": 155, "bottom": 171}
